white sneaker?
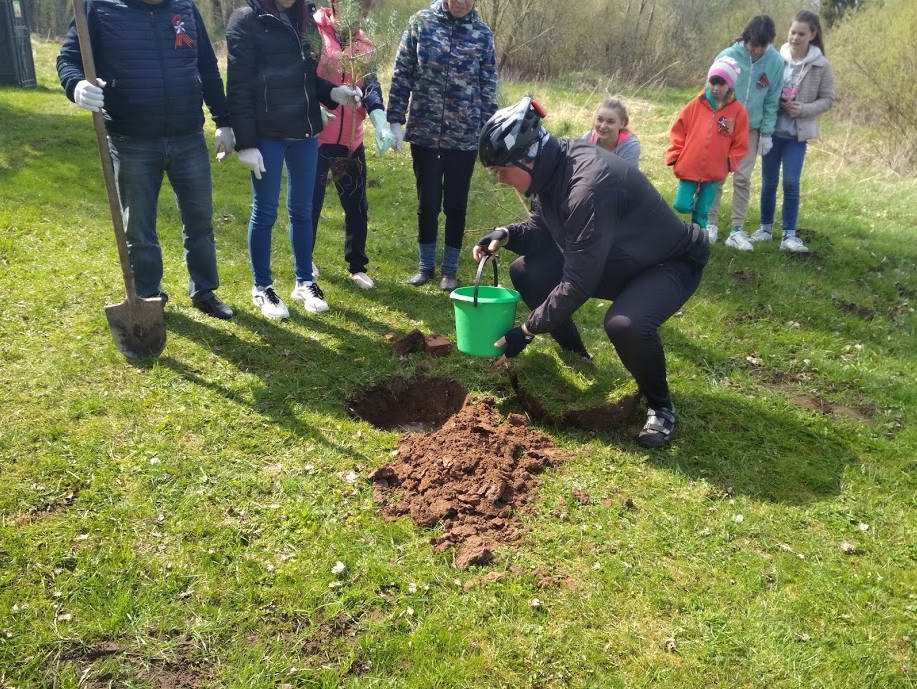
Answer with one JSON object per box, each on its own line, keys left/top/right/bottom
{"left": 780, "top": 236, "right": 810, "bottom": 253}
{"left": 749, "top": 227, "right": 774, "bottom": 243}
{"left": 350, "top": 272, "right": 375, "bottom": 290}
{"left": 291, "top": 281, "right": 329, "bottom": 313}
{"left": 312, "top": 262, "right": 320, "bottom": 278}
{"left": 725, "top": 231, "right": 754, "bottom": 252}
{"left": 705, "top": 224, "right": 719, "bottom": 243}
{"left": 252, "top": 285, "right": 289, "bottom": 320}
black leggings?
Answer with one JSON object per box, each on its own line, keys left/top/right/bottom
{"left": 509, "top": 248, "right": 704, "bottom": 409}
{"left": 410, "top": 144, "right": 477, "bottom": 249}
{"left": 312, "top": 144, "right": 370, "bottom": 274}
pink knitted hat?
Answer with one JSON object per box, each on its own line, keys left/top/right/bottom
{"left": 707, "top": 56, "right": 741, "bottom": 89}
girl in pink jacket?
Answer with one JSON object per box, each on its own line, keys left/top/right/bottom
{"left": 311, "top": 0, "right": 394, "bottom": 290}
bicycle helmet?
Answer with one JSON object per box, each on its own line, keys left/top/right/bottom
{"left": 479, "top": 96, "right": 548, "bottom": 168}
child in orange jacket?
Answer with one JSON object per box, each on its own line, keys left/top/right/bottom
{"left": 666, "top": 57, "right": 750, "bottom": 229}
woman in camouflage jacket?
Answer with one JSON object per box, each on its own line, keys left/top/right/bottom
{"left": 387, "top": 0, "right": 498, "bottom": 290}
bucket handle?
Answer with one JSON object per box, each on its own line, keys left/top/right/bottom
{"left": 473, "top": 253, "right": 499, "bottom": 307}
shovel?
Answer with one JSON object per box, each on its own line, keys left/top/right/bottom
{"left": 72, "top": 0, "right": 166, "bottom": 360}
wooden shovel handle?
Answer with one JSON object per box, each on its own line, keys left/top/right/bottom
{"left": 72, "top": 0, "right": 138, "bottom": 305}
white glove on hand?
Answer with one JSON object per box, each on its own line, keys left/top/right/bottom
{"left": 320, "top": 105, "right": 336, "bottom": 126}
{"left": 215, "top": 127, "right": 235, "bottom": 162}
{"left": 390, "top": 122, "right": 404, "bottom": 152}
{"left": 74, "top": 79, "right": 106, "bottom": 112}
{"left": 330, "top": 85, "right": 363, "bottom": 107}
{"left": 758, "top": 135, "right": 773, "bottom": 157}
{"left": 368, "top": 109, "right": 395, "bottom": 156}
{"left": 238, "top": 148, "right": 266, "bottom": 180}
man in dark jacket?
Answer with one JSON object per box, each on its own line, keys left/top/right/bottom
{"left": 475, "top": 98, "right": 710, "bottom": 448}
{"left": 387, "top": 0, "right": 498, "bottom": 290}
{"left": 57, "top": 0, "right": 235, "bottom": 319}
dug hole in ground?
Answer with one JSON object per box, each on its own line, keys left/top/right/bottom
{"left": 348, "top": 370, "right": 641, "bottom": 569}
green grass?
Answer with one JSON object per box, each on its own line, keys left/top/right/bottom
{"left": 1, "top": 41, "right": 915, "bottom": 688}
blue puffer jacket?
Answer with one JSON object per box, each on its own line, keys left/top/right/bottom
{"left": 57, "top": 0, "right": 230, "bottom": 139}
{"left": 387, "top": 1, "right": 497, "bottom": 151}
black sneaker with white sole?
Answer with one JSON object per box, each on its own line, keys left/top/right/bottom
{"left": 637, "top": 406, "right": 677, "bottom": 448}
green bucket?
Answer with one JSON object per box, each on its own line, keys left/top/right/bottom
{"left": 450, "top": 254, "right": 521, "bottom": 357}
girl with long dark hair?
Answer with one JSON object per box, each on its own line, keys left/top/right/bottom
{"left": 227, "top": 0, "right": 361, "bottom": 318}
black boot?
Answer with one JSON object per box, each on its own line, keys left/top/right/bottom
{"left": 408, "top": 269, "right": 435, "bottom": 286}
{"left": 637, "top": 406, "right": 677, "bottom": 448}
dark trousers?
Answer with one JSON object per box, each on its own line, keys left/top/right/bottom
{"left": 509, "top": 245, "right": 704, "bottom": 409}
{"left": 312, "top": 144, "right": 370, "bottom": 274}
{"left": 107, "top": 131, "right": 219, "bottom": 298}
{"left": 410, "top": 143, "right": 477, "bottom": 252}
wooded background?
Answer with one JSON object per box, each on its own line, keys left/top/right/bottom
{"left": 22, "top": 0, "right": 917, "bottom": 171}
{"left": 23, "top": 0, "right": 863, "bottom": 83}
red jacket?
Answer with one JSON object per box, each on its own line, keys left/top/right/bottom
{"left": 313, "top": 7, "right": 382, "bottom": 150}
{"left": 666, "top": 92, "right": 749, "bottom": 182}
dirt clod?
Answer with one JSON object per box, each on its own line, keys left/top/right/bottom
{"left": 424, "top": 334, "right": 453, "bottom": 357}
{"left": 349, "top": 376, "right": 468, "bottom": 432}
{"left": 572, "top": 489, "right": 592, "bottom": 505}
{"left": 455, "top": 536, "right": 494, "bottom": 569}
{"left": 391, "top": 329, "right": 426, "bottom": 356}
{"left": 370, "top": 400, "right": 565, "bottom": 567}
{"left": 731, "top": 269, "right": 756, "bottom": 285}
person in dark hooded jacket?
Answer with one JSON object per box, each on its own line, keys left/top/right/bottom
{"left": 226, "top": 0, "right": 361, "bottom": 319}
{"left": 475, "top": 98, "right": 710, "bottom": 448}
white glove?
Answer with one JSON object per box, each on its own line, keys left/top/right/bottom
{"left": 330, "top": 85, "right": 363, "bottom": 107}
{"left": 368, "top": 109, "right": 395, "bottom": 156}
{"left": 238, "top": 148, "right": 266, "bottom": 180}
{"left": 390, "top": 122, "right": 404, "bottom": 152}
{"left": 758, "top": 135, "right": 773, "bottom": 157}
{"left": 214, "top": 127, "right": 235, "bottom": 162}
{"left": 320, "top": 105, "right": 336, "bottom": 126}
{"left": 74, "top": 78, "right": 106, "bottom": 112}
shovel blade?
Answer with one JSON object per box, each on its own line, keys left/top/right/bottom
{"left": 104, "top": 297, "right": 166, "bottom": 360}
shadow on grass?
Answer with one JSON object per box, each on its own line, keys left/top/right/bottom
{"left": 159, "top": 309, "right": 397, "bottom": 463}
{"left": 507, "top": 345, "right": 856, "bottom": 506}
{"left": 0, "top": 97, "right": 93, "bottom": 182}
{"left": 658, "top": 389, "right": 858, "bottom": 505}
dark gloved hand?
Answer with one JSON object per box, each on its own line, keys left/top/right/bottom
{"left": 498, "top": 326, "right": 534, "bottom": 358}
{"left": 476, "top": 227, "right": 509, "bottom": 253}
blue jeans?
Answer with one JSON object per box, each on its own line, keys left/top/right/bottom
{"left": 108, "top": 131, "right": 219, "bottom": 298}
{"left": 760, "top": 135, "right": 807, "bottom": 235}
{"left": 248, "top": 137, "right": 319, "bottom": 288}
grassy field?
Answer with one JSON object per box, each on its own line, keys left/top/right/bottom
{"left": 1, "top": 40, "right": 915, "bottom": 688}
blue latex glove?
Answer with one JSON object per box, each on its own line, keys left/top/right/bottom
{"left": 369, "top": 109, "right": 395, "bottom": 156}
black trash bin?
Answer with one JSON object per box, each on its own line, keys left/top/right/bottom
{"left": 0, "top": 0, "right": 36, "bottom": 87}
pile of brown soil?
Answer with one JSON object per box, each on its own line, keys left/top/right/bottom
{"left": 370, "top": 400, "right": 565, "bottom": 568}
